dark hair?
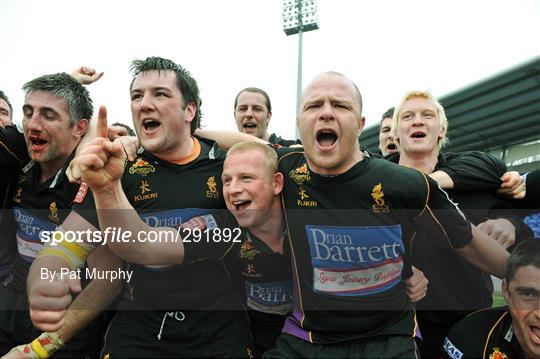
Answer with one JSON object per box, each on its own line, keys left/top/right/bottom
{"left": 111, "top": 122, "right": 136, "bottom": 137}
{"left": 380, "top": 107, "right": 394, "bottom": 128}
{"left": 0, "top": 90, "right": 13, "bottom": 119}
{"left": 505, "top": 239, "right": 540, "bottom": 283}
{"left": 234, "top": 87, "right": 272, "bottom": 113}
{"left": 22, "top": 73, "right": 93, "bottom": 126}
{"left": 130, "top": 57, "right": 202, "bottom": 134}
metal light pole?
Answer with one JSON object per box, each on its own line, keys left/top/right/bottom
{"left": 282, "top": 0, "right": 319, "bottom": 139}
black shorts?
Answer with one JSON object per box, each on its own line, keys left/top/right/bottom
{"left": 263, "top": 333, "right": 419, "bottom": 359}
{"left": 0, "top": 285, "right": 102, "bottom": 357}
{"left": 101, "top": 300, "right": 254, "bottom": 358}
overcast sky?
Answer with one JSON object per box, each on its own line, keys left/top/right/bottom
{"left": 1, "top": 0, "right": 539, "bottom": 139}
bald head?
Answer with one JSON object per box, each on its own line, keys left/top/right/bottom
{"left": 300, "top": 72, "right": 363, "bottom": 116}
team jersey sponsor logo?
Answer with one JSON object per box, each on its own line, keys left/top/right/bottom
{"left": 140, "top": 208, "right": 213, "bottom": 229}
{"left": 306, "top": 224, "right": 403, "bottom": 297}
{"left": 243, "top": 263, "right": 262, "bottom": 278}
{"left": 206, "top": 176, "right": 220, "bottom": 199}
{"left": 297, "top": 187, "right": 318, "bottom": 207}
{"left": 180, "top": 214, "right": 218, "bottom": 231}
{"left": 134, "top": 180, "right": 159, "bottom": 202}
{"left": 443, "top": 338, "right": 463, "bottom": 359}
{"left": 73, "top": 182, "right": 89, "bottom": 204}
{"left": 128, "top": 158, "right": 156, "bottom": 176}
{"left": 13, "top": 207, "right": 58, "bottom": 262}
{"left": 48, "top": 202, "right": 59, "bottom": 223}
{"left": 489, "top": 348, "right": 508, "bottom": 359}
{"left": 371, "top": 183, "right": 390, "bottom": 213}
{"left": 289, "top": 163, "right": 311, "bottom": 185}
{"left": 239, "top": 241, "right": 260, "bottom": 260}
{"left": 245, "top": 280, "right": 293, "bottom": 315}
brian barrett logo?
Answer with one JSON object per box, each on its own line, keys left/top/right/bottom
{"left": 371, "top": 183, "right": 389, "bottom": 213}
{"left": 129, "top": 158, "right": 156, "bottom": 177}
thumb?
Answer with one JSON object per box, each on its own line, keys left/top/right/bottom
{"left": 97, "top": 106, "right": 108, "bottom": 139}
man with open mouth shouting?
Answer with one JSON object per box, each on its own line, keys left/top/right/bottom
{"left": 234, "top": 87, "right": 299, "bottom": 147}
{"left": 264, "top": 71, "right": 510, "bottom": 358}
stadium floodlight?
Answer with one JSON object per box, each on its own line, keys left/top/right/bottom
{"left": 282, "top": 0, "right": 319, "bottom": 139}
{"left": 282, "top": 0, "right": 319, "bottom": 36}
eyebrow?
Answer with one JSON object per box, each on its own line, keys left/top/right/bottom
{"left": 131, "top": 86, "right": 172, "bottom": 93}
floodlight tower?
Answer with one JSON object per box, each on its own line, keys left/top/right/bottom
{"left": 282, "top": 0, "right": 319, "bottom": 138}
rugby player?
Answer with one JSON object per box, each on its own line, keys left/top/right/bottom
{"left": 390, "top": 90, "right": 533, "bottom": 357}
{"left": 263, "top": 71, "right": 510, "bottom": 358}
{"left": 377, "top": 107, "right": 397, "bottom": 156}
{"left": 234, "top": 87, "right": 298, "bottom": 146}
{"left": 0, "top": 73, "right": 115, "bottom": 357}
{"left": 0, "top": 90, "right": 19, "bottom": 283}
{"left": 443, "top": 239, "right": 540, "bottom": 359}
{"left": 37, "top": 57, "right": 254, "bottom": 358}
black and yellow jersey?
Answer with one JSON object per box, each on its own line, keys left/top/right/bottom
{"left": 443, "top": 307, "right": 524, "bottom": 359}
{"left": 277, "top": 150, "right": 472, "bottom": 344}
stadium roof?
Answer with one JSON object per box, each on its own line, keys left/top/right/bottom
{"left": 359, "top": 56, "right": 540, "bottom": 153}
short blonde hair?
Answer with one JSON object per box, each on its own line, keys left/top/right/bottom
{"left": 391, "top": 90, "right": 449, "bottom": 150}
{"left": 227, "top": 141, "right": 278, "bottom": 176}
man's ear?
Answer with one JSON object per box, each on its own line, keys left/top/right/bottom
{"left": 273, "top": 172, "right": 284, "bottom": 195}
{"left": 357, "top": 116, "right": 366, "bottom": 136}
{"left": 266, "top": 111, "right": 272, "bottom": 129}
{"left": 501, "top": 279, "right": 509, "bottom": 303}
{"left": 184, "top": 102, "right": 196, "bottom": 124}
{"left": 74, "top": 118, "right": 89, "bottom": 138}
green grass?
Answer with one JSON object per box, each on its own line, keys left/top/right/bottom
{"left": 492, "top": 291, "right": 507, "bottom": 307}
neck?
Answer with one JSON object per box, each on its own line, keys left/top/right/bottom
{"left": 157, "top": 136, "right": 195, "bottom": 163}
{"left": 399, "top": 150, "right": 438, "bottom": 174}
{"left": 248, "top": 206, "right": 284, "bottom": 254}
{"left": 262, "top": 132, "right": 271, "bottom": 141}
{"left": 39, "top": 157, "right": 66, "bottom": 184}
{"left": 308, "top": 147, "right": 365, "bottom": 176}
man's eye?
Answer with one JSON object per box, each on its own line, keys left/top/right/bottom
{"left": 131, "top": 94, "right": 142, "bottom": 101}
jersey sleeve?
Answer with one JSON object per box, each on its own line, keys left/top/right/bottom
{"left": 417, "top": 175, "right": 473, "bottom": 249}
{"left": 0, "top": 125, "right": 29, "bottom": 165}
{"left": 438, "top": 151, "right": 506, "bottom": 192}
{"left": 181, "top": 210, "right": 240, "bottom": 264}
{"left": 70, "top": 184, "right": 100, "bottom": 228}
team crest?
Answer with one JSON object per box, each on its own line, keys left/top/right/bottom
{"left": 206, "top": 176, "right": 220, "bottom": 199}
{"left": 128, "top": 158, "right": 156, "bottom": 176}
{"left": 371, "top": 183, "right": 389, "bottom": 213}
{"left": 48, "top": 202, "right": 59, "bottom": 223}
{"left": 239, "top": 241, "right": 260, "bottom": 260}
{"left": 289, "top": 164, "right": 311, "bottom": 185}
{"left": 12, "top": 186, "right": 22, "bottom": 203}
{"left": 489, "top": 348, "right": 508, "bottom": 359}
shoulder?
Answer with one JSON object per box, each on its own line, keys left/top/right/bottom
{"left": 444, "top": 307, "right": 510, "bottom": 359}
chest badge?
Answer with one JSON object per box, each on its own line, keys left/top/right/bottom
{"left": 206, "top": 176, "right": 220, "bottom": 199}
{"left": 128, "top": 158, "right": 155, "bottom": 177}
{"left": 48, "top": 202, "right": 59, "bottom": 223}
{"left": 371, "top": 183, "right": 389, "bottom": 213}
{"left": 489, "top": 347, "right": 508, "bottom": 359}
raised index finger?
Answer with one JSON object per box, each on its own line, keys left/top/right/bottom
{"left": 97, "top": 105, "right": 109, "bottom": 139}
